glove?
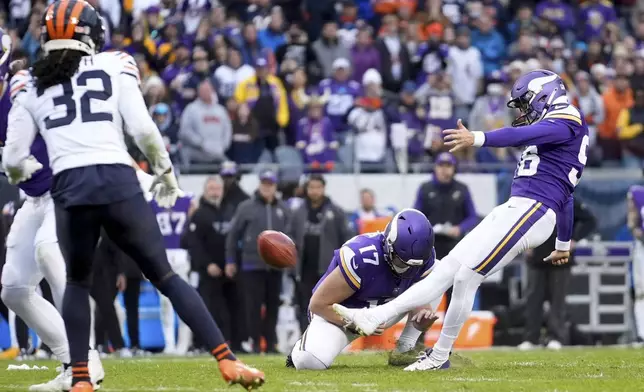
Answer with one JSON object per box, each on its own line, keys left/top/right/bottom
{"left": 7, "top": 155, "right": 43, "bottom": 185}
{"left": 134, "top": 167, "right": 155, "bottom": 202}
{"left": 150, "top": 169, "right": 184, "bottom": 208}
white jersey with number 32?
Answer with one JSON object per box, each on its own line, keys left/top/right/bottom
{"left": 10, "top": 51, "right": 149, "bottom": 174}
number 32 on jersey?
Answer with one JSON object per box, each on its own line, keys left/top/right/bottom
{"left": 516, "top": 135, "right": 589, "bottom": 186}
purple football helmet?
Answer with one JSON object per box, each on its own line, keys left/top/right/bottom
{"left": 507, "top": 69, "right": 568, "bottom": 127}
{"left": 0, "top": 28, "right": 12, "bottom": 94}
{"left": 383, "top": 208, "right": 434, "bottom": 274}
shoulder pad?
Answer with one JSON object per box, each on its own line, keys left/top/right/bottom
{"left": 111, "top": 51, "right": 141, "bottom": 86}
{"left": 348, "top": 80, "right": 361, "bottom": 90}
{"left": 9, "top": 70, "right": 33, "bottom": 103}
{"left": 543, "top": 105, "right": 582, "bottom": 125}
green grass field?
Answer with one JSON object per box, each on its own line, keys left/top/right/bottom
{"left": 2, "top": 348, "right": 644, "bottom": 391}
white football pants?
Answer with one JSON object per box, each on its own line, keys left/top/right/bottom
{"left": 159, "top": 249, "right": 192, "bottom": 354}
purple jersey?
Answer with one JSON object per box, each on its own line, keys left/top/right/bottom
{"left": 425, "top": 92, "right": 457, "bottom": 132}
{"left": 0, "top": 83, "right": 52, "bottom": 197}
{"left": 480, "top": 105, "right": 589, "bottom": 242}
{"left": 151, "top": 195, "right": 193, "bottom": 249}
{"left": 313, "top": 233, "right": 434, "bottom": 309}
{"left": 318, "top": 79, "right": 361, "bottom": 132}
{"left": 630, "top": 185, "right": 644, "bottom": 231}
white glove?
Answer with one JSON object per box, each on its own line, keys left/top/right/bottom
{"left": 150, "top": 169, "right": 184, "bottom": 208}
{"left": 6, "top": 155, "right": 43, "bottom": 185}
{"left": 134, "top": 167, "right": 155, "bottom": 202}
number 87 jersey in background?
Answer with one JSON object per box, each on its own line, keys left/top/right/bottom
{"left": 9, "top": 51, "right": 143, "bottom": 174}
{"left": 150, "top": 193, "right": 196, "bottom": 275}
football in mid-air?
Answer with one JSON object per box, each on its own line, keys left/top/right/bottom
{"left": 258, "top": 230, "right": 297, "bottom": 268}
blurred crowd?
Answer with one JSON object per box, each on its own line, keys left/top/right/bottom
{"left": 3, "top": 0, "right": 644, "bottom": 172}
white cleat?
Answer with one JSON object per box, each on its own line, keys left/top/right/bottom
{"left": 546, "top": 340, "right": 563, "bottom": 351}
{"left": 29, "top": 366, "right": 71, "bottom": 391}
{"left": 89, "top": 349, "right": 105, "bottom": 388}
{"left": 518, "top": 341, "right": 538, "bottom": 351}
{"left": 332, "top": 304, "right": 380, "bottom": 336}
{"left": 403, "top": 349, "right": 451, "bottom": 371}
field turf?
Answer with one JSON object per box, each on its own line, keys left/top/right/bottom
{"left": 1, "top": 348, "right": 644, "bottom": 391}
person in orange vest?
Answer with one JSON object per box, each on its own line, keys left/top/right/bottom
{"left": 598, "top": 73, "right": 633, "bottom": 162}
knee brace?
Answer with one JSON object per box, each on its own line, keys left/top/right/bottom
{"left": 290, "top": 346, "right": 328, "bottom": 370}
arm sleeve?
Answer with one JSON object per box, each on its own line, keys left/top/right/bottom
{"left": 2, "top": 97, "right": 38, "bottom": 173}
{"left": 117, "top": 70, "right": 173, "bottom": 177}
{"left": 572, "top": 200, "right": 596, "bottom": 241}
{"left": 477, "top": 119, "right": 576, "bottom": 148}
{"left": 555, "top": 195, "right": 574, "bottom": 251}
{"left": 457, "top": 187, "right": 479, "bottom": 233}
{"left": 225, "top": 202, "right": 248, "bottom": 265}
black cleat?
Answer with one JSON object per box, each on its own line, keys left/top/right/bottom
{"left": 285, "top": 354, "right": 295, "bottom": 368}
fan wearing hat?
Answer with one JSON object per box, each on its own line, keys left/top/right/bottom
{"left": 318, "top": 58, "right": 362, "bottom": 133}
{"left": 571, "top": 71, "right": 603, "bottom": 150}
{"left": 234, "top": 48, "right": 289, "bottom": 152}
{"left": 312, "top": 20, "right": 351, "bottom": 79}
{"left": 225, "top": 169, "right": 291, "bottom": 353}
{"left": 413, "top": 152, "right": 478, "bottom": 263}
{"left": 295, "top": 95, "right": 338, "bottom": 172}
{"left": 150, "top": 103, "right": 181, "bottom": 164}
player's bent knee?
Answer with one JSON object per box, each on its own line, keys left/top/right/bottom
{"left": 290, "top": 348, "right": 329, "bottom": 370}
{"left": 1, "top": 286, "right": 31, "bottom": 308}
{"left": 454, "top": 265, "right": 484, "bottom": 286}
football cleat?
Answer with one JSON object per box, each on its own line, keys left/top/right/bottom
{"left": 388, "top": 343, "right": 426, "bottom": 367}
{"left": 0, "top": 347, "right": 20, "bottom": 360}
{"left": 218, "top": 359, "right": 265, "bottom": 390}
{"left": 403, "top": 348, "right": 451, "bottom": 371}
{"left": 285, "top": 354, "right": 295, "bottom": 368}
{"left": 332, "top": 304, "right": 381, "bottom": 336}
{"left": 30, "top": 350, "right": 104, "bottom": 391}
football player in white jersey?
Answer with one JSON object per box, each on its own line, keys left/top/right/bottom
{"left": 0, "top": 29, "right": 107, "bottom": 391}
{"left": 2, "top": 1, "right": 264, "bottom": 391}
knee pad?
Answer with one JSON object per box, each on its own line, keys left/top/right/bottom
{"left": 290, "top": 346, "right": 328, "bottom": 370}
{"left": 454, "top": 265, "right": 484, "bottom": 287}
{"left": 1, "top": 286, "right": 31, "bottom": 309}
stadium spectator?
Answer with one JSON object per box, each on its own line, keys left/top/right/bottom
{"left": 229, "top": 101, "right": 262, "bottom": 164}
{"left": 295, "top": 95, "right": 338, "bottom": 172}
{"left": 388, "top": 81, "right": 428, "bottom": 165}
{"left": 275, "top": 24, "right": 315, "bottom": 77}
{"left": 351, "top": 26, "right": 380, "bottom": 86}
{"left": 508, "top": 5, "right": 536, "bottom": 43}
{"left": 240, "top": 22, "right": 262, "bottom": 66}
{"left": 220, "top": 162, "right": 250, "bottom": 208}
{"left": 337, "top": 0, "right": 360, "bottom": 48}
{"left": 447, "top": 26, "right": 483, "bottom": 123}
{"left": 187, "top": 176, "right": 246, "bottom": 350}
{"left": 291, "top": 174, "right": 350, "bottom": 333}
{"left": 413, "top": 152, "right": 478, "bottom": 261}
{"left": 535, "top": 0, "right": 576, "bottom": 38}
{"left": 179, "top": 80, "right": 232, "bottom": 166}
{"left": 258, "top": 7, "right": 287, "bottom": 52}
{"left": 214, "top": 48, "right": 256, "bottom": 101}
{"left": 519, "top": 198, "right": 596, "bottom": 351}
{"left": 470, "top": 14, "right": 505, "bottom": 76}
{"left": 286, "top": 68, "right": 309, "bottom": 145}
{"left": 510, "top": 33, "right": 536, "bottom": 62}
{"left": 226, "top": 169, "right": 291, "bottom": 353}
{"left": 417, "top": 71, "right": 457, "bottom": 156}
{"left": 183, "top": 46, "right": 214, "bottom": 100}
{"left": 599, "top": 73, "right": 633, "bottom": 162}
{"left": 617, "top": 88, "right": 644, "bottom": 159}
{"left": 318, "top": 58, "right": 361, "bottom": 134}
{"left": 579, "top": 0, "right": 617, "bottom": 40}
{"left": 181, "top": 0, "right": 212, "bottom": 35}
{"left": 347, "top": 188, "right": 395, "bottom": 234}
{"left": 347, "top": 69, "right": 393, "bottom": 172}
{"left": 313, "top": 20, "right": 351, "bottom": 79}
{"left": 376, "top": 13, "right": 411, "bottom": 93}
{"left": 150, "top": 103, "right": 182, "bottom": 166}
{"left": 20, "top": 13, "right": 40, "bottom": 64}
{"left": 234, "top": 52, "right": 289, "bottom": 154}
{"left": 572, "top": 71, "right": 604, "bottom": 151}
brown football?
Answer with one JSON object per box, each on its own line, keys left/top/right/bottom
{"left": 258, "top": 230, "right": 297, "bottom": 268}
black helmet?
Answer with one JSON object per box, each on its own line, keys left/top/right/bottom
{"left": 41, "top": 0, "right": 105, "bottom": 56}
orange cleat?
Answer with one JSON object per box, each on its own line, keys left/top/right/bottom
{"left": 70, "top": 381, "right": 93, "bottom": 392}
{"left": 0, "top": 347, "right": 19, "bottom": 360}
{"left": 218, "top": 359, "right": 265, "bottom": 390}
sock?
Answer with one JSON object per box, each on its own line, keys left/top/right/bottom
{"left": 370, "top": 257, "right": 461, "bottom": 324}
{"left": 432, "top": 266, "right": 484, "bottom": 362}
{"left": 395, "top": 319, "right": 424, "bottom": 353}
{"left": 71, "top": 361, "right": 90, "bottom": 384}
{"left": 1, "top": 286, "right": 70, "bottom": 363}
{"left": 157, "top": 275, "right": 236, "bottom": 361}
{"left": 160, "top": 293, "right": 177, "bottom": 352}
{"left": 635, "top": 296, "right": 644, "bottom": 339}
{"left": 62, "top": 282, "right": 91, "bottom": 384}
